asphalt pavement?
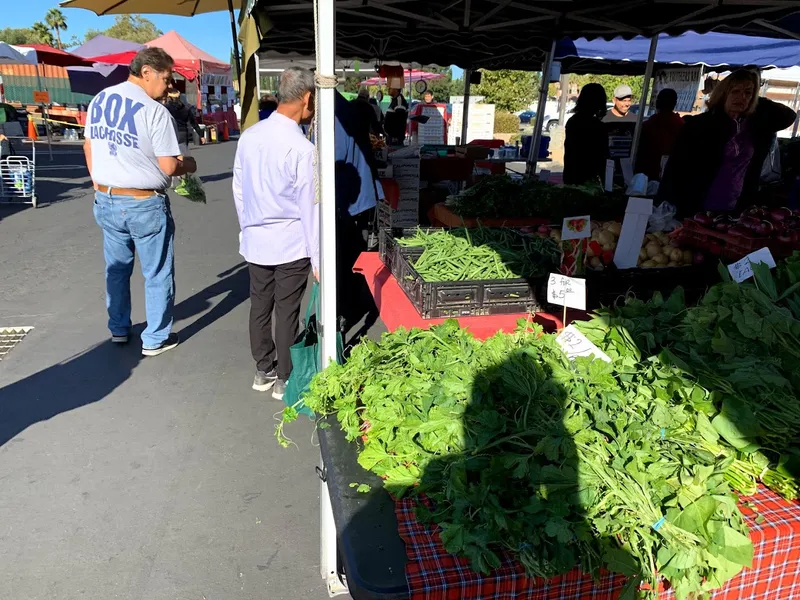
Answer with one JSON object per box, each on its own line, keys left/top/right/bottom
{"left": 0, "top": 140, "right": 332, "bottom": 600}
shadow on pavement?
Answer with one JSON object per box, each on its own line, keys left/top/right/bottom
{"left": 174, "top": 262, "right": 249, "bottom": 342}
{"left": 199, "top": 171, "right": 233, "bottom": 184}
{"left": 0, "top": 262, "right": 250, "bottom": 448}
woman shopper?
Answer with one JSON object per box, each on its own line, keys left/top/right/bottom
{"left": 164, "top": 87, "right": 203, "bottom": 193}
{"left": 563, "top": 83, "right": 609, "bottom": 185}
{"left": 658, "top": 69, "right": 796, "bottom": 215}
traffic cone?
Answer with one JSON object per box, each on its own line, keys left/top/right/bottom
{"left": 27, "top": 115, "right": 38, "bottom": 141}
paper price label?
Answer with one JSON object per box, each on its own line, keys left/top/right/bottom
{"left": 561, "top": 215, "right": 591, "bottom": 240}
{"left": 539, "top": 169, "right": 551, "bottom": 183}
{"left": 556, "top": 325, "right": 611, "bottom": 363}
{"left": 547, "top": 273, "right": 586, "bottom": 311}
{"left": 727, "top": 247, "right": 776, "bottom": 283}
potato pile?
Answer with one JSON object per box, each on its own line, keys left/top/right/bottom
{"left": 638, "top": 230, "right": 693, "bottom": 268}
{"left": 584, "top": 222, "right": 694, "bottom": 270}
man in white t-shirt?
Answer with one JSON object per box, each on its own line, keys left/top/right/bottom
{"left": 84, "top": 47, "right": 197, "bottom": 356}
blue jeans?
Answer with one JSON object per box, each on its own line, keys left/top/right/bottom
{"left": 93, "top": 191, "right": 175, "bottom": 349}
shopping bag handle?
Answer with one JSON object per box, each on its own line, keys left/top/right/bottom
{"left": 303, "top": 281, "right": 320, "bottom": 328}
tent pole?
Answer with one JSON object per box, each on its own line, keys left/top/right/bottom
{"left": 630, "top": 35, "right": 658, "bottom": 172}
{"left": 227, "top": 0, "right": 242, "bottom": 84}
{"left": 35, "top": 63, "right": 53, "bottom": 162}
{"left": 527, "top": 38, "right": 556, "bottom": 176}
{"left": 790, "top": 83, "right": 800, "bottom": 139}
{"left": 557, "top": 72, "right": 569, "bottom": 126}
{"left": 317, "top": 0, "right": 338, "bottom": 370}
{"left": 460, "top": 69, "right": 472, "bottom": 145}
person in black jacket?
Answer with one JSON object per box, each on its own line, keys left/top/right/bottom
{"left": 164, "top": 87, "right": 203, "bottom": 189}
{"left": 658, "top": 69, "right": 796, "bottom": 215}
{"left": 164, "top": 88, "right": 203, "bottom": 153}
{"left": 563, "top": 83, "right": 609, "bottom": 185}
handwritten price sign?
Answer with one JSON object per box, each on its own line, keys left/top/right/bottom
{"left": 727, "top": 247, "right": 776, "bottom": 283}
{"left": 556, "top": 325, "right": 611, "bottom": 363}
{"left": 547, "top": 273, "right": 586, "bottom": 311}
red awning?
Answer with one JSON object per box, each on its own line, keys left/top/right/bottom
{"left": 17, "top": 44, "right": 93, "bottom": 67}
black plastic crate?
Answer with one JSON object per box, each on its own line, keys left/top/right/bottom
{"left": 379, "top": 228, "right": 544, "bottom": 319}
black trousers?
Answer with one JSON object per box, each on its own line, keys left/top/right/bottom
{"left": 248, "top": 258, "right": 310, "bottom": 380}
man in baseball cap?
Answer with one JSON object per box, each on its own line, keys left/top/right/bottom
{"left": 603, "top": 84, "right": 635, "bottom": 122}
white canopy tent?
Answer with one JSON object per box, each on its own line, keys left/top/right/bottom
{"left": 0, "top": 43, "right": 35, "bottom": 66}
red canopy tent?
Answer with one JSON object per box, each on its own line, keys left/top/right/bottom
{"left": 88, "top": 30, "right": 230, "bottom": 81}
{"left": 359, "top": 69, "right": 445, "bottom": 87}
{"left": 17, "top": 44, "right": 93, "bottom": 68}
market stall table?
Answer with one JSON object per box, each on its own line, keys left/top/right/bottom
{"left": 320, "top": 414, "right": 800, "bottom": 600}
{"left": 352, "top": 251, "right": 562, "bottom": 338}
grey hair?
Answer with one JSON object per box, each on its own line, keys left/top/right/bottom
{"left": 278, "top": 67, "right": 315, "bottom": 103}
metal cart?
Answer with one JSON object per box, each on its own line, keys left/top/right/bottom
{"left": 0, "top": 137, "right": 37, "bottom": 208}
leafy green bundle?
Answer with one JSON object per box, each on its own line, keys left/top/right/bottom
{"left": 394, "top": 227, "right": 560, "bottom": 281}
{"left": 447, "top": 175, "right": 627, "bottom": 221}
{"left": 278, "top": 321, "right": 754, "bottom": 599}
{"left": 578, "top": 254, "right": 800, "bottom": 501}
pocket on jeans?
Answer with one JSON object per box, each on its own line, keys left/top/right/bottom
{"left": 92, "top": 197, "right": 106, "bottom": 229}
{"left": 128, "top": 203, "right": 167, "bottom": 239}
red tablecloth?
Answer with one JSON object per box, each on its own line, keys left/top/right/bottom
{"left": 396, "top": 488, "right": 800, "bottom": 600}
{"left": 353, "top": 252, "right": 562, "bottom": 338}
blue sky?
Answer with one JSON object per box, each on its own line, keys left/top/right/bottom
{"left": 7, "top": 1, "right": 235, "bottom": 62}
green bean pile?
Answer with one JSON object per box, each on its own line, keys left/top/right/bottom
{"left": 395, "top": 228, "right": 560, "bottom": 281}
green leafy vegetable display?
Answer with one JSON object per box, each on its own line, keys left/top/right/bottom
{"left": 275, "top": 253, "right": 800, "bottom": 599}
{"left": 394, "top": 227, "right": 560, "bottom": 281}
{"left": 578, "top": 253, "right": 800, "bottom": 502}
{"left": 447, "top": 175, "right": 627, "bottom": 221}
{"left": 278, "top": 321, "right": 761, "bottom": 599}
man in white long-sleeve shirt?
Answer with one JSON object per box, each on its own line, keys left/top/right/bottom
{"left": 232, "top": 68, "right": 319, "bottom": 398}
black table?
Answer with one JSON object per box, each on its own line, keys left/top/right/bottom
{"left": 317, "top": 416, "right": 409, "bottom": 600}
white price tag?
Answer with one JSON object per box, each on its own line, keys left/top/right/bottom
{"left": 556, "top": 325, "right": 611, "bottom": 363}
{"left": 547, "top": 273, "right": 586, "bottom": 311}
{"left": 539, "top": 169, "right": 551, "bottom": 183}
{"left": 727, "top": 247, "right": 777, "bottom": 283}
{"left": 561, "top": 215, "right": 591, "bottom": 241}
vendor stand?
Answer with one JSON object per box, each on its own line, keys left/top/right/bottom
{"left": 245, "top": 1, "right": 800, "bottom": 598}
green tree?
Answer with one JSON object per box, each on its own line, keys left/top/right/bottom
{"left": 572, "top": 74, "right": 644, "bottom": 104}
{"left": 45, "top": 8, "right": 68, "bottom": 49}
{"left": 87, "top": 15, "right": 162, "bottom": 44}
{"left": 32, "top": 22, "right": 55, "bottom": 47}
{"left": 0, "top": 27, "right": 37, "bottom": 45}
{"left": 422, "top": 66, "right": 462, "bottom": 102}
{"left": 474, "top": 69, "right": 539, "bottom": 112}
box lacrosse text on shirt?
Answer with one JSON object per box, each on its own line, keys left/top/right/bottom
{"left": 85, "top": 81, "right": 181, "bottom": 190}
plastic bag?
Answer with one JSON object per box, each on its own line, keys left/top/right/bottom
{"left": 174, "top": 174, "right": 206, "bottom": 203}
{"left": 648, "top": 201, "right": 680, "bottom": 232}
{"left": 760, "top": 134, "right": 782, "bottom": 184}
{"left": 626, "top": 173, "right": 649, "bottom": 196}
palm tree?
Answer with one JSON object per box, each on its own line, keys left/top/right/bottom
{"left": 45, "top": 9, "right": 68, "bottom": 50}
{"left": 32, "top": 22, "right": 55, "bottom": 47}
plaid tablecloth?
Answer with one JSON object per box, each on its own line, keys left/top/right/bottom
{"left": 395, "top": 488, "right": 800, "bottom": 600}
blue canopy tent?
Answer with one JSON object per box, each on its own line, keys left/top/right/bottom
{"left": 555, "top": 31, "right": 800, "bottom": 75}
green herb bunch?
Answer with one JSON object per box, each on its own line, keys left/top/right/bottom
{"left": 278, "top": 320, "right": 754, "bottom": 599}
